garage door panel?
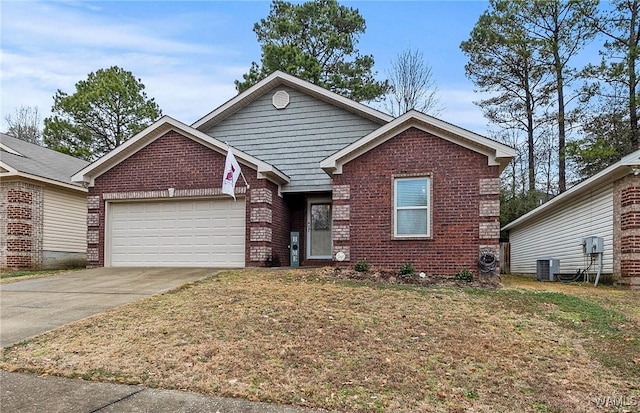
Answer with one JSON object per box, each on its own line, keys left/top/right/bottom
{"left": 143, "top": 236, "right": 159, "bottom": 246}
{"left": 109, "top": 199, "right": 245, "bottom": 267}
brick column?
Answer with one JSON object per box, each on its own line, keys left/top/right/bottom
{"left": 332, "top": 184, "right": 351, "bottom": 262}
{"left": 1, "top": 182, "right": 43, "bottom": 269}
{"left": 86, "top": 195, "right": 101, "bottom": 267}
{"left": 615, "top": 175, "right": 640, "bottom": 289}
{"left": 478, "top": 178, "right": 500, "bottom": 273}
{"left": 249, "top": 187, "right": 273, "bottom": 265}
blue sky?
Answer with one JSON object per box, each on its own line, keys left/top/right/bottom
{"left": 2, "top": 1, "right": 512, "bottom": 135}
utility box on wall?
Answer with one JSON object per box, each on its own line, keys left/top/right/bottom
{"left": 290, "top": 232, "right": 300, "bottom": 267}
{"left": 583, "top": 236, "right": 604, "bottom": 255}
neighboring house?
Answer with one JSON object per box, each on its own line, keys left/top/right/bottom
{"left": 72, "top": 71, "right": 514, "bottom": 274}
{"left": 502, "top": 149, "right": 640, "bottom": 289}
{"left": 1, "top": 133, "right": 89, "bottom": 269}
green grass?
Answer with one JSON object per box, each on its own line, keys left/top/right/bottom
{"left": 468, "top": 288, "right": 639, "bottom": 378}
{"left": 0, "top": 270, "right": 38, "bottom": 279}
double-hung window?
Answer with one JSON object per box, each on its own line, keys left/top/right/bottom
{"left": 394, "top": 177, "right": 430, "bottom": 238}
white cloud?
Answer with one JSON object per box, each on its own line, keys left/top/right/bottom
{"left": 438, "top": 88, "right": 490, "bottom": 135}
{"left": 1, "top": 0, "right": 492, "bottom": 138}
{"left": 0, "top": 1, "right": 256, "bottom": 131}
{"left": 2, "top": 2, "right": 226, "bottom": 56}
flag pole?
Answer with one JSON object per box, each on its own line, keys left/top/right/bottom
{"left": 240, "top": 170, "right": 250, "bottom": 189}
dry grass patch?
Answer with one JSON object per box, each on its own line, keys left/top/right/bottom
{"left": 1, "top": 269, "right": 638, "bottom": 412}
{"left": 0, "top": 269, "right": 77, "bottom": 284}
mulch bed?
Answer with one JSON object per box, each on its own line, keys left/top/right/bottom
{"left": 321, "top": 266, "right": 503, "bottom": 289}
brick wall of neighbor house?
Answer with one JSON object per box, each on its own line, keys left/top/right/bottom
{"left": 87, "top": 130, "right": 285, "bottom": 267}
{"left": 614, "top": 174, "right": 640, "bottom": 289}
{"left": 332, "top": 127, "right": 500, "bottom": 275}
{"left": 0, "top": 181, "right": 44, "bottom": 269}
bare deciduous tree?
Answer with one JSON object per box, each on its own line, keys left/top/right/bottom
{"left": 4, "top": 105, "right": 42, "bottom": 145}
{"left": 384, "top": 48, "right": 442, "bottom": 116}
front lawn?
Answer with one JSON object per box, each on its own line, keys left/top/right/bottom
{"left": 1, "top": 269, "right": 638, "bottom": 412}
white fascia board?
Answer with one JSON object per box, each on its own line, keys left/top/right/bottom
{"left": 72, "top": 116, "right": 175, "bottom": 184}
{"left": 71, "top": 116, "right": 289, "bottom": 186}
{"left": 1, "top": 170, "right": 87, "bottom": 192}
{"left": 321, "top": 110, "right": 515, "bottom": 174}
{"left": 193, "top": 134, "right": 290, "bottom": 184}
{"left": 0, "top": 142, "right": 23, "bottom": 156}
{"left": 0, "top": 160, "right": 18, "bottom": 174}
{"left": 173, "top": 121, "right": 290, "bottom": 184}
{"left": 191, "top": 71, "right": 392, "bottom": 131}
{"left": 503, "top": 149, "right": 640, "bottom": 231}
{"left": 276, "top": 72, "right": 393, "bottom": 123}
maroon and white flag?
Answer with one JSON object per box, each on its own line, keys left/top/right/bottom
{"left": 221, "top": 149, "right": 241, "bottom": 200}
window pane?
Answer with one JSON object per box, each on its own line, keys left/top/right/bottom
{"left": 396, "top": 179, "right": 428, "bottom": 207}
{"left": 397, "top": 209, "right": 427, "bottom": 235}
{"left": 311, "top": 204, "right": 331, "bottom": 230}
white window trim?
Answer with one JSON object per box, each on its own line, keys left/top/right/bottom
{"left": 393, "top": 176, "right": 431, "bottom": 239}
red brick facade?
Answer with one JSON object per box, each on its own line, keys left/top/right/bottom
{"left": 331, "top": 127, "right": 500, "bottom": 275}
{"left": 86, "top": 127, "right": 503, "bottom": 273}
{"left": 615, "top": 176, "right": 640, "bottom": 288}
{"left": 86, "top": 131, "right": 289, "bottom": 267}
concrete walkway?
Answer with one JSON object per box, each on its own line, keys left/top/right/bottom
{"left": 0, "top": 371, "right": 328, "bottom": 413}
{"left": 0, "top": 267, "right": 216, "bottom": 347}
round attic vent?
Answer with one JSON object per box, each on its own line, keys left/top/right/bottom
{"left": 272, "top": 90, "right": 290, "bottom": 109}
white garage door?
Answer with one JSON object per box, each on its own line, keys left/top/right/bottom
{"left": 108, "top": 198, "right": 245, "bottom": 267}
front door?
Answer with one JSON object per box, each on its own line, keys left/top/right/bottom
{"left": 307, "top": 200, "right": 332, "bottom": 259}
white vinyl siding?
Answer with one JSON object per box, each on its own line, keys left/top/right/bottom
{"left": 42, "top": 188, "right": 87, "bottom": 253}
{"left": 107, "top": 198, "right": 245, "bottom": 267}
{"left": 206, "top": 87, "right": 382, "bottom": 192}
{"left": 509, "top": 184, "right": 613, "bottom": 274}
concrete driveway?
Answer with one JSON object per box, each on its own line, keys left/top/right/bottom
{"left": 0, "top": 267, "right": 217, "bottom": 347}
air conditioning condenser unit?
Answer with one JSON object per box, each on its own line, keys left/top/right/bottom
{"left": 536, "top": 258, "right": 560, "bottom": 281}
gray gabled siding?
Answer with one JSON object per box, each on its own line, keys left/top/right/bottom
{"left": 508, "top": 183, "right": 614, "bottom": 275}
{"left": 204, "top": 87, "right": 383, "bottom": 192}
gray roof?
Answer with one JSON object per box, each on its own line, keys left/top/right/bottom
{"left": 502, "top": 148, "right": 640, "bottom": 231}
{"left": 0, "top": 133, "right": 89, "bottom": 187}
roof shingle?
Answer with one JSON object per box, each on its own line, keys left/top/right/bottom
{"left": 1, "top": 133, "right": 89, "bottom": 187}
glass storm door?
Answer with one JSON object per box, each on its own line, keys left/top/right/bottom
{"left": 308, "top": 201, "right": 332, "bottom": 259}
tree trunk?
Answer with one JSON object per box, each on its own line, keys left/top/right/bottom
{"left": 555, "top": 50, "right": 567, "bottom": 193}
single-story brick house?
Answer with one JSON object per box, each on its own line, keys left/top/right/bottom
{"left": 1, "top": 133, "right": 89, "bottom": 269}
{"left": 72, "top": 71, "right": 514, "bottom": 273}
{"left": 503, "top": 149, "right": 640, "bottom": 289}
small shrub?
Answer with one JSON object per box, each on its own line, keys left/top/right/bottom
{"left": 399, "top": 262, "right": 415, "bottom": 276}
{"left": 454, "top": 269, "right": 474, "bottom": 282}
{"left": 354, "top": 261, "right": 370, "bottom": 272}
{"left": 264, "top": 254, "right": 281, "bottom": 267}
